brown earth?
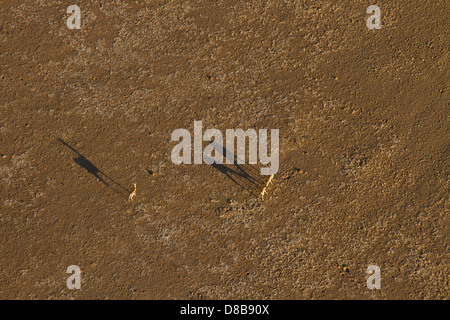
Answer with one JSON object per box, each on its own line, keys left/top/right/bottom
{"left": 0, "top": 0, "right": 448, "bottom": 299}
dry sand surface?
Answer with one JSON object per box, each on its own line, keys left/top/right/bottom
{"left": 0, "top": 0, "right": 448, "bottom": 299}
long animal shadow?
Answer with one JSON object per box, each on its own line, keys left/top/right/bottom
{"left": 205, "top": 141, "right": 265, "bottom": 196}
{"left": 57, "top": 138, "right": 130, "bottom": 198}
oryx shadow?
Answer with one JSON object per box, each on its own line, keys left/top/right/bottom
{"left": 57, "top": 138, "right": 130, "bottom": 198}
{"left": 205, "top": 141, "right": 265, "bottom": 196}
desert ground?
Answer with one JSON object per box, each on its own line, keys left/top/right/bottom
{"left": 0, "top": 0, "right": 448, "bottom": 299}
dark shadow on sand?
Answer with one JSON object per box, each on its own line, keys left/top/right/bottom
{"left": 57, "top": 138, "right": 130, "bottom": 198}
{"left": 205, "top": 141, "right": 265, "bottom": 196}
